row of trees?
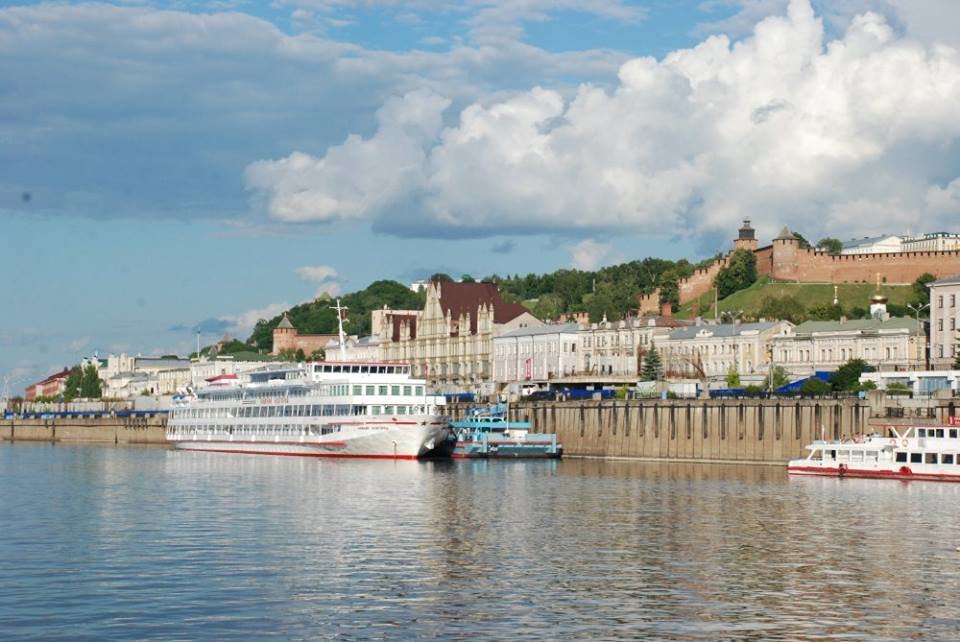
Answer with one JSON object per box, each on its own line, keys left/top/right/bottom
{"left": 63, "top": 364, "right": 102, "bottom": 401}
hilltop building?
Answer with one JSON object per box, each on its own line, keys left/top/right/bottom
{"left": 271, "top": 314, "right": 337, "bottom": 356}
{"left": 639, "top": 220, "right": 960, "bottom": 313}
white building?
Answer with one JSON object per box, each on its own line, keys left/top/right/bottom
{"left": 860, "top": 370, "right": 960, "bottom": 396}
{"left": 772, "top": 317, "right": 926, "bottom": 376}
{"left": 493, "top": 323, "right": 579, "bottom": 390}
{"left": 901, "top": 232, "right": 960, "bottom": 253}
{"left": 929, "top": 274, "right": 960, "bottom": 370}
{"left": 840, "top": 235, "right": 902, "bottom": 255}
{"left": 324, "top": 335, "right": 382, "bottom": 362}
{"left": 658, "top": 321, "right": 794, "bottom": 380}
{"left": 575, "top": 315, "right": 681, "bottom": 378}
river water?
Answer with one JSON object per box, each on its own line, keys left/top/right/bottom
{"left": 1, "top": 443, "right": 958, "bottom": 641}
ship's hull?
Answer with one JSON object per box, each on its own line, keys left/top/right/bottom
{"left": 169, "top": 422, "right": 451, "bottom": 460}
{"left": 788, "top": 462, "right": 960, "bottom": 482}
{"left": 449, "top": 433, "right": 562, "bottom": 459}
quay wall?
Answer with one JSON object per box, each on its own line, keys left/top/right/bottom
{"left": 0, "top": 416, "right": 168, "bottom": 445}
{"left": 485, "top": 397, "right": 957, "bottom": 464}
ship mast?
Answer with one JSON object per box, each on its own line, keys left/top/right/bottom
{"left": 330, "top": 298, "right": 349, "bottom": 361}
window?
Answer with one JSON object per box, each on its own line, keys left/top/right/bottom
{"left": 384, "top": 406, "right": 394, "bottom": 415}
{"left": 910, "top": 453, "right": 922, "bottom": 463}
{"left": 950, "top": 429, "right": 958, "bottom": 439}
{"left": 391, "top": 386, "right": 400, "bottom": 395}
{"left": 938, "top": 319, "right": 944, "bottom": 331}
{"left": 942, "top": 454, "right": 955, "bottom": 465}
{"left": 403, "top": 385, "right": 411, "bottom": 395}
{"left": 415, "top": 386, "right": 424, "bottom": 396}
{"left": 397, "top": 406, "right": 407, "bottom": 415}
{"left": 939, "top": 295, "right": 944, "bottom": 308}
{"left": 372, "top": 406, "right": 381, "bottom": 416}
{"left": 925, "top": 453, "right": 937, "bottom": 464}
{"left": 365, "top": 385, "right": 374, "bottom": 395}
{"left": 378, "top": 385, "right": 388, "bottom": 395}
{"left": 952, "top": 294, "right": 956, "bottom": 307}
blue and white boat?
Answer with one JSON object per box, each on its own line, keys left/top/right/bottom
{"left": 448, "top": 404, "right": 562, "bottom": 459}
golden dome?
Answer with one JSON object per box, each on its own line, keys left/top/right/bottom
{"left": 870, "top": 292, "right": 888, "bottom": 304}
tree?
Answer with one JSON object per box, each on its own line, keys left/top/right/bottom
{"left": 725, "top": 366, "right": 741, "bottom": 388}
{"left": 309, "top": 349, "right": 325, "bottom": 362}
{"left": 459, "top": 274, "right": 475, "bottom": 283}
{"left": 430, "top": 273, "right": 454, "bottom": 283}
{"left": 954, "top": 333, "right": 960, "bottom": 369}
{"left": 641, "top": 345, "right": 662, "bottom": 382}
{"left": 807, "top": 302, "right": 843, "bottom": 321}
{"left": 759, "top": 295, "right": 806, "bottom": 323}
{"left": 816, "top": 237, "right": 843, "bottom": 255}
{"left": 532, "top": 293, "right": 564, "bottom": 321}
{"left": 295, "top": 348, "right": 306, "bottom": 362}
{"left": 911, "top": 273, "right": 936, "bottom": 309}
{"left": 764, "top": 365, "right": 790, "bottom": 391}
{"left": 63, "top": 366, "right": 82, "bottom": 401}
{"left": 829, "top": 358, "right": 869, "bottom": 391}
{"left": 79, "top": 363, "right": 103, "bottom": 399}
{"left": 714, "top": 249, "right": 757, "bottom": 299}
{"left": 800, "top": 377, "right": 832, "bottom": 396}
{"left": 793, "top": 232, "right": 813, "bottom": 249}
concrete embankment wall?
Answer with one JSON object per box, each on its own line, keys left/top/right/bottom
{"left": 0, "top": 416, "right": 168, "bottom": 445}
{"left": 500, "top": 399, "right": 874, "bottom": 464}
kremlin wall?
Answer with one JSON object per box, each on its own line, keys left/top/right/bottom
{"left": 639, "top": 220, "right": 960, "bottom": 313}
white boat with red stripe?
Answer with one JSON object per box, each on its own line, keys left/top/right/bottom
{"left": 167, "top": 300, "right": 451, "bottom": 460}
{"left": 788, "top": 418, "right": 960, "bottom": 482}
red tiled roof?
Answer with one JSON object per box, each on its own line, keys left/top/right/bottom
{"left": 389, "top": 313, "right": 418, "bottom": 342}
{"left": 434, "top": 281, "right": 530, "bottom": 334}
{"left": 33, "top": 368, "right": 71, "bottom": 387}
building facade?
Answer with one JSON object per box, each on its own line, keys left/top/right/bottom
{"left": 493, "top": 323, "right": 580, "bottom": 389}
{"left": 771, "top": 318, "right": 926, "bottom": 376}
{"left": 902, "top": 232, "right": 960, "bottom": 253}
{"left": 658, "top": 321, "right": 794, "bottom": 380}
{"left": 374, "top": 281, "right": 542, "bottom": 391}
{"left": 24, "top": 368, "right": 71, "bottom": 401}
{"left": 576, "top": 315, "right": 680, "bottom": 378}
{"left": 929, "top": 274, "right": 960, "bottom": 370}
{"left": 840, "top": 235, "right": 903, "bottom": 255}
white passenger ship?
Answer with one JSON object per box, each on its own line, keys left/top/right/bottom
{"left": 788, "top": 422, "right": 960, "bottom": 482}
{"left": 167, "top": 301, "right": 451, "bottom": 459}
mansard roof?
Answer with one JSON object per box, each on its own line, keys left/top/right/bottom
{"left": 434, "top": 281, "right": 530, "bottom": 333}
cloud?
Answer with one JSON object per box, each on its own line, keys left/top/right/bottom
{"left": 219, "top": 302, "right": 292, "bottom": 337}
{"left": 66, "top": 337, "right": 91, "bottom": 352}
{"left": 247, "top": 0, "right": 960, "bottom": 243}
{"left": 570, "top": 239, "right": 621, "bottom": 270}
{"left": 490, "top": 239, "right": 516, "bottom": 254}
{"left": 295, "top": 265, "right": 341, "bottom": 296}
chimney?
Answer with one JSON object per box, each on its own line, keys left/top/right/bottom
{"left": 661, "top": 302, "right": 672, "bottom": 318}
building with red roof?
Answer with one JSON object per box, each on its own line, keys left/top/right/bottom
{"left": 372, "top": 280, "right": 542, "bottom": 391}
{"left": 24, "top": 368, "right": 72, "bottom": 401}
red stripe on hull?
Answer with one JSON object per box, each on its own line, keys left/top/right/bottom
{"left": 788, "top": 465, "right": 960, "bottom": 482}
{"left": 177, "top": 448, "right": 420, "bottom": 460}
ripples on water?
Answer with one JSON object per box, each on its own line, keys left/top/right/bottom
{"left": 1, "top": 444, "right": 959, "bottom": 641}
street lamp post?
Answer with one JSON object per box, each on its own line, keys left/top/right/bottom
{"left": 907, "top": 303, "right": 930, "bottom": 370}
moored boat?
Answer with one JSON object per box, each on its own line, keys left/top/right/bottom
{"left": 448, "top": 404, "right": 562, "bottom": 459}
{"left": 788, "top": 423, "right": 960, "bottom": 481}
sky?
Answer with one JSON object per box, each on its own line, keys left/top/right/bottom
{"left": 3, "top": 0, "right": 960, "bottom": 392}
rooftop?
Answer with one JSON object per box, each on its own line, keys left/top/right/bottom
{"left": 791, "top": 317, "right": 922, "bottom": 336}
{"left": 496, "top": 323, "right": 580, "bottom": 339}
{"left": 930, "top": 274, "right": 960, "bottom": 287}
{"left": 667, "top": 321, "right": 783, "bottom": 340}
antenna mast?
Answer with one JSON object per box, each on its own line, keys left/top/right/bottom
{"left": 330, "top": 299, "right": 349, "bottom": 361}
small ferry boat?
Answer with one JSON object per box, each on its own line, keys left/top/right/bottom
{"left": 448, "top": 404, "right": 562, "bottom": 459}
{"left": 788, "top": 423, "right": 960, "bottom": 482}
{"left": 166, "top": 301, "right": 451, "bottom": 459}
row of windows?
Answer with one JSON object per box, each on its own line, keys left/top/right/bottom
{"left": 895, "top": 452, "right": 959, "bottom": 465}
{"left": 173, "top": 403, "right": 435, "bottom": 420}
{"left": 314, "top": 364, "right": 410, "bottom": 375}
{"left": 916, "top": 428, "right": 959, "bottom": 439}
{"left": 936, "top": 294, "right": 957, "bottom": 308}
{"left": 199, "top": 384, "right": 425, "bottom": 403}
{"left": 936, "top": 317, "right": 957, "bottom": 331}
{"left": 170, "top": 425, "right": 341, "bottom": 436}
{"left": 822, "top": 449, "right": 960, "bottom": 465}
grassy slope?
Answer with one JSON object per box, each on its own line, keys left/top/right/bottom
{"left": 676, "top": 277, "right": 913, "bottom": 320}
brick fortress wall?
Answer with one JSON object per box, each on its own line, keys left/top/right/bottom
{"left": 638, "top": 222, "right": 960, "bottom": 312}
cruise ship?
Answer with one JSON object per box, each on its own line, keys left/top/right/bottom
{"left": 788, "top": 421, "right": 960, "bottom": 482}
{"left": 167, "top": 301, "right": 451, "bottom": 459}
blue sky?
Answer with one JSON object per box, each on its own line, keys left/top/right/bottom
{"left": 3, "top": 0, "right": 960, "bottom": 390}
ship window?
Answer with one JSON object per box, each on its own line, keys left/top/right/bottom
{"left": 391, "top": 386, "right": 400, "bottom": 395}
{"left": 926, "top": 453, "right": 938, "bottom": 464}
{"left": 416, "top": 386, "right": 424, "bottom": 396}
{"left": 372, "top": 406, "right": 381, "bottom": 416}
{"left": 837, "top": 450, "right": 850, "bottom": 460}
{"left": 851, "top": 451, "right": 864, "bottom": 462}
{"left": 397, "top": 406, "right": 407, "bottom": 415}
{"left": 936, "top": 429, "right": 945, "bottom": 438}
{"left": 379, "top": 385, "right": 388, "bottom": 395}
{"left": 384, "top": 406, "right": 394, "bottom": 415}
{"left": 942, "top": 454, "right": 955, "bottom": 464}
{"left": 917, "top": 429, "right": 926, "bottom": 438}
{"left": 865, "top": 450, "right": 878, "bottom": 461}
{"left": 910, "top": 453, "right": 922, "bottom": 463}
{"left": 353, "top": 385, "right": 362, "bottom": 395}
{"left": 322, "top": 405, "right": 334, "bottom": 416}
{"left": 403, "top": 386, "right": 411, "bottom": 396}
{"left": 951, "top": 430, "right": 958, "bottom": 439}
{"left": 352, "top": 405, "right": 365, "bottom": 415}
{"left": 336, "top": 405, "right": 350, "bottom": 415}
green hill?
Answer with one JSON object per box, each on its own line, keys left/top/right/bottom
{"left": 677, "top": 277, "right": 919, "bottom": 321}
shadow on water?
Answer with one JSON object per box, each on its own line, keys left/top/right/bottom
{"left": 1, "top": 445, "right": 959, "bottom": 640}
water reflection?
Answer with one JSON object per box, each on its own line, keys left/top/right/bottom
{"left": 1, "top": 444, "right": 958, "bottom": 640}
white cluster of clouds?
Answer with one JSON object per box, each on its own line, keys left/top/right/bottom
{"left": 570, "top": 239, "right": 621, "bottom": 271}
{"left": 295, "top": 265, "right": 342, "bottom": 297}
{"left": 247, "top": 0, "right": 960, "bottom": 244}
{"left": 218, "top": 302, "right": 292, "bottom": 337}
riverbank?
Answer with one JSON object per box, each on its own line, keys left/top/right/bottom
{"left": 0, "top": 416, "right": 167, "bottom": 444}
